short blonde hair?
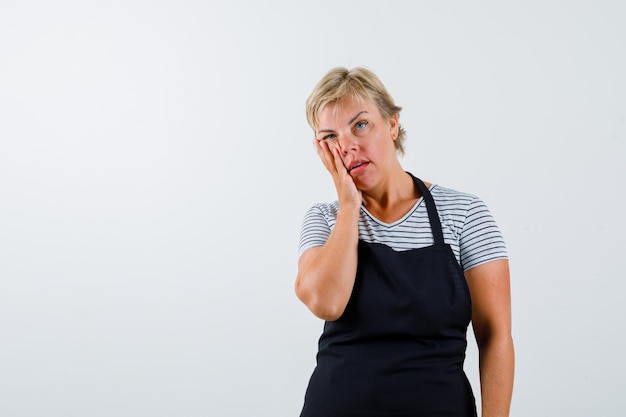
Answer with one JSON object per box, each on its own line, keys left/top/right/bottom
{"left": 306, "top": 67, "right": 406, "bottom": 155}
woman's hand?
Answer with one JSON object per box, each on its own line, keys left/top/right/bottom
{"left": 294, "top": 140, "right": 362, "bottom": 321}
{"left": 315, "top": 139, "right": 362, "bottom": 209}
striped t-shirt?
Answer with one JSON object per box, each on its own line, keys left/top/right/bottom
{"left": 298, "top": 184, "right": 508, "bottom": 272}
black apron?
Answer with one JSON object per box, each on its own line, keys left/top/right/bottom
{"left": 300, "top": 174, "right": 477, "bottom": 417}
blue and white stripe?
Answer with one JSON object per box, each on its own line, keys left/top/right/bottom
{"left": 298, "top": 184, "right": 508, "bottom": 271}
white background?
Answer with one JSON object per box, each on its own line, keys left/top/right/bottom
{"left": 1, "top": 1, "right": 624, "bottom": 416}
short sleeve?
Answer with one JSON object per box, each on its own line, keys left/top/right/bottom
{"left": 459, "top": 196, "right": 508, "bottom": 271}
{"left": 298, "top": 205, "right": 332, "bottom": 256}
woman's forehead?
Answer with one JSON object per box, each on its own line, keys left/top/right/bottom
{"left": 317, "top": 96, "right": 377, "bottom": 125}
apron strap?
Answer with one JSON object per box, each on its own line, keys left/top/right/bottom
{"left": 408, "top": 172, "right": 445, "bottom": 245}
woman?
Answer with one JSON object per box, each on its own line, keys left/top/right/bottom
{"left": 295, "top": 67, "right": 514, "bottom": 417}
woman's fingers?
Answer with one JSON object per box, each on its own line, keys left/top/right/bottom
{"left": 315, "top": 139, "right": 343, "bottom": 174}
{"left": 323, "top": 141, "right": 348, "bottom": 174}
{"left": 313, "top": 139, "right": 362, "bottom": 206}
{"left": 329, "top": 143, "right": 348, "bottom": 174}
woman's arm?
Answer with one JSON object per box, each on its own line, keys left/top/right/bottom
{"left": 465, "top": 259, "right": 514, "bottom": 417}
{"left": 295, "top": 140, "right": 361, "bottom": 321}
{"left": 295, "top": 206, "right": 359, "bottom": 321}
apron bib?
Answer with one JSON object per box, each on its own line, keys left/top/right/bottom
{"left": 300, "top": 175, "right": 477, "bottom": 417}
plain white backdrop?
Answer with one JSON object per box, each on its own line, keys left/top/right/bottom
{"left": 1, "top": 1, "right": 624, "bottom": 416}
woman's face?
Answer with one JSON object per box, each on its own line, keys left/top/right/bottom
{"left": 315, "top": 96, "right": 399, "bottom": 191}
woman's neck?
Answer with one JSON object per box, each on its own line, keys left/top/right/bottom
{"left": 361, "top": 169, "right": 422, "bottom": 223}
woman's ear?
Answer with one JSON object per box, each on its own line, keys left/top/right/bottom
{"left": 389, "top": 113, "right": 399, "bottom": 140}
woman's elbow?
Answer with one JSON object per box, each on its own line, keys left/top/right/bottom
{"left": 308, "top": 298, "right": 345, "bottom": 321}
{"left": 295, "top": 281, "right": 345, "bottom": 321}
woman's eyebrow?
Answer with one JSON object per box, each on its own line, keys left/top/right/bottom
{"left": 349, "top": 111, "right": 367, "bottom": 125}
{"left": 316, "top": 110, "right": 368, "bottom": 135}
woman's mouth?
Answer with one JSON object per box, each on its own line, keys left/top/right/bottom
{"left": 348, "top": 161, "right": 369, "bottom": 175}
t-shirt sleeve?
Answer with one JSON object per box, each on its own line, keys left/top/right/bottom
{"left": 459, "top": 196, "right": 508, "bottom": 271}
{"left": 298, "top": 205, "right": 332, "bottom": 256}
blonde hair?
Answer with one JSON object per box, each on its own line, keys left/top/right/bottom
{"left": 306, "top": 66, "right": 407, "bottom": 155}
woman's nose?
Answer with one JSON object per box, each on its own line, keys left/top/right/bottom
{"left": 338, "top": 135, "right": 356, "bottom": 154}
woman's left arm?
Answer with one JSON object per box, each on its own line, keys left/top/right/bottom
{"left": 465, "top": 259, "right": 514, "bottom": 417}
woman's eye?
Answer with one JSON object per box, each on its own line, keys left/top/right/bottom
{"left": 355, "top": 121, "right": 368, "bottom": 130}
{"left": 322, "top": 134, "right": 336, "bottom": 141}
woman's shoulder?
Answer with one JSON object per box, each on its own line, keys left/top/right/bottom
{"left": 429, "top": 184, "right": 480, "bottom": 209}
{"left": 304, "top": 200, "right": 341, "bottom": 219}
